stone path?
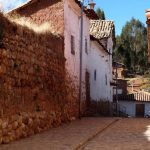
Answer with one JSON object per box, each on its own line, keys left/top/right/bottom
{"left": 0, "top": 117, "right": 117, "bottom": 150}
{"left": 80, "top": 118, "right": 150, "bottom": 150}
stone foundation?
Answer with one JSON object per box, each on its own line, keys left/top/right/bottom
{"left": 0, "top": 111, "right": 65, "bottom": 144}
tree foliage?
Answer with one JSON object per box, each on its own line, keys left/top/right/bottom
{"left": 96, "top": 8, "right": 105, "bottom": 20}
{"left": 113, "top": 18, "right": 148, "bottom": 74}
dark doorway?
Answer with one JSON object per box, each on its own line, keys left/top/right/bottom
{"left": 136, "top": 104, "right": 145, "bottom": 117}
{"left": 85, "top": 71, "right": 90, "bottom": 108}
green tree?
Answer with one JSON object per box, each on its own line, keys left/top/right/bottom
{"left": 96, "top": 8, "right": 105, "bottom": 20}
{"left": 113, "top": 18, "right": 148, "bottom": 74}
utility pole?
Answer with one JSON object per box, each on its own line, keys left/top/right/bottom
{"left": 79, "top": 0, "right": 84, "bottom": 119}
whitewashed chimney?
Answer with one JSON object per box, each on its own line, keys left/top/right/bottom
{"left": 88, "top": 0, "right": 96, "bottom": 10}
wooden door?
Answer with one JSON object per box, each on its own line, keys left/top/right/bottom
{"left": 136, "top": 104, "right": 145, "bottom": 117}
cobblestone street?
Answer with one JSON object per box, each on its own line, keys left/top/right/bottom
{"left": 0, "top": 118, "right": 116, "bottom": 150}
{"left": 80, "top": 118, "right": 150, "bottom": 150}
{"left": 1, "top": 118, "right": 150, "bottom": 150}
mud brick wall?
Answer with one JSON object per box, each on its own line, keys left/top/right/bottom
{"left": 9, "top": 0, "right": 80, "bottom": 117}
{"left": 65, "top": 73, "right": 79, "bottom": 118}
{"left": 0, "top": 14, "right": 78, "bottom": 144}
{"left": 11, "top": 0, "right": 64, "bottom": 35}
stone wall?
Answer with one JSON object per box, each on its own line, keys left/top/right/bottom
{"left": 10, "top": 0, "right": 64, "bottom": 35}
{"left": 0, "top": 14, "right": 78, "bottom": 144}
{"left": 11, "top": 0, "right": 80, "bottom": 117}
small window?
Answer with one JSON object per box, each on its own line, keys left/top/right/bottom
{"left": 71, "top": 35, "right": 75, "bottom": 55}
{"left": 85, "top": 38, "right": 88, "bottom": 54}
{"left": 105, "top": 74, "right": 107, "bottom": 85}
{"left": 109, "top": 48, "right": 111, "bottom": 53}
{"left": 94, "top": 70, "right": 97, "bottom": 81}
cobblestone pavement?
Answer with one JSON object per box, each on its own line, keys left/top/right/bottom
{"left": 80, "top": 118, "right": 150, "bottom": 150}
{"left": 0, "top": 117, "right": 117, "bottom": 150}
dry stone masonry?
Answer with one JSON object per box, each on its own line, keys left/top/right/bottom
{"left": 0, "top": 13, "right": 78, "bottom": 144}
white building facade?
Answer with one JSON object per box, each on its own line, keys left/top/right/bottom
{"left": 7, "top": 0, "right": 115, "bottom": 116}
{"left": 64, "top": 0, "right": 91, "bottom": 112}
{"left": 64, "top": 0, "right": 115, "bottom": 110}
{"left": 88, "top": 20, "right": 114, "bottom": 102}
{"left": 118, "top": 92, "right": 150, "bottom": 117}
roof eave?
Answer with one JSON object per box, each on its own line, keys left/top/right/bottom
{"left": 7, "top": 0, "right": 38, "bottom": 14}
{"left": 90, "top": 35, "right": 111, "bottom": 55}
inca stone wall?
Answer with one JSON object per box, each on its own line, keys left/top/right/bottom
{"left": 0, "top": 14, "right": 78, "bottom": 144}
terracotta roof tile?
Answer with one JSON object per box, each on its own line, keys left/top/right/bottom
{"left": 117, "top": 92, "right": 150, "bottom": 102}
{"left": 90, "top": 20, "right": 114, "bottom": 39}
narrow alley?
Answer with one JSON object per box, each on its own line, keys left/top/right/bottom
{"left": 1, "top": 118, "right": 150, "bottom": 150}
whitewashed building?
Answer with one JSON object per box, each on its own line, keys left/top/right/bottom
{"left": 9, "top": 0, "right": 115, "bottom": 115}
{"left": 64, "top": 0, "right": 115, "bottom": 111}
{"left": 64, "top": 0, "right": 92, "bottom": 106}
{"left": 118, "top": 92, "right": 150, "bottom": 117}
{"left": 64, "top": 1, "right": 115, "bottom": 110}
{"left": 88, "top": 20, "right": 115, "bottom": 102}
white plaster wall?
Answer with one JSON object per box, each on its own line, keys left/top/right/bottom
{"left": 88, "top": 41, "right": 113, "bottom": 101}
{"left": 107, "top": 37, "right": 113, "bottom": 101}
{"left": 119, "top": 101, "right": 150, "bottom": 117}
{"left": 64, "top": 0, "right": 80, "bottom": 82}
{"left": 144, "top": 103, "right": 150, "bottom": 116}
{"left": 118, "top": 101, "right": 135, "bottom": 117}
{"left": 64, "top": 0, "right": 90, "bottom": 100}
{"left": 64, "top": 0, "right": 114, "bottom": 103}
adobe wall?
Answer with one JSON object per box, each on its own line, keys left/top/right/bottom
{"left": 9, "top": 0, "right": 80, "bottom": 118}
{"left": 10, "top": 0, "right": 64, "bottom": 35}
{"left": 0, "top": 14, "right": 78, "bottom": 144}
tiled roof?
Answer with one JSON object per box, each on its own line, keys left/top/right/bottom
{"left": 113, "top": 62, "right": 125, "bottom": 68}
{"left": 90, "top": 20, "right": 114, "bottom": 39}
{"left": 117, "top": 92, "right": 150, "bottom": 102}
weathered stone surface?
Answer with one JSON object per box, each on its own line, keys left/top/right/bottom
{"left": 0, "top": 9, "right": 79, "bottom": 144}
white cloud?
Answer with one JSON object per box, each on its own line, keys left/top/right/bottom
{"left": 0, "top": 0, "right": 27, "bottom": 12}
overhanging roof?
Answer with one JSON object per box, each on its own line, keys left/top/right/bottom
{"left": 90, "top": 20, "right": 114, "bottom": 40}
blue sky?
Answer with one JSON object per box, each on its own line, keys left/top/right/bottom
{"left": 94, "top": 0, "right": 149, "bottom": 35}
{"left": 0, "top": 0, "right": 26, "bottom": 12}
{"left": 0, "top": 0, "right": 149, "bottom": 35}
